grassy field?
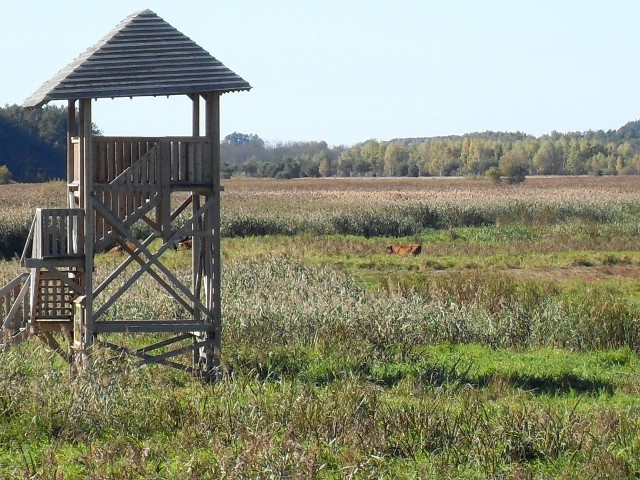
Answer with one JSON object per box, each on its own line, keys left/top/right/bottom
{"left": 1, "top": 176, "right": 640, "bottom": 478}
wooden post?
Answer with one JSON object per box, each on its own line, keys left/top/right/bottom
{"left": 192, "top": 94, "right": 200, "bottom": 137}
{"left": 205, "top": 92, "right": 221, "bottom": 374}
{"left": 79, "top": 98, "right": 94, "bottom": 357}
{"left": 67, "top": 100, "right": 76, "bottom": 205}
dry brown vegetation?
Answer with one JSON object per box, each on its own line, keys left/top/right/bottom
{"left": 224, "top": 175, "right": 640, "bottom": 208}
{"left": 2, "top": 176, "right": 640, "bottom": 478}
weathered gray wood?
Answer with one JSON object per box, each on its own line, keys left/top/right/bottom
{"left": 39, "top": 332, "right": 72, "bottom": 363}
{"left": 135, "top": 333, "right": 192, "bottom": 353}
{"left": 2, "top": 273, "right": 30, "bottom": 333}
{"left": 81, "top": 98, "right": 95, "bottom": 349}
{"left": 100, "top": 341, "right": 195, "bottom": 374}
{"left": 93, "top": 234, "right": 156, "bottom": 297}
{"left": 91, "top": 198, "right": 214, "bottom": 320}
{"left": 207, "top": 93, "right": 222, "bottom": 365}
{"left": 67, "top": 101, "right": 76, "bottom": 187}
{"left": 42, "top": 267, "right": 84, "bottom": 296}
{"left": 192, "top": 94, "right": 200, "bottom": 136}
{"left": 95, "top": 322, "right": 213, "bottom": 333}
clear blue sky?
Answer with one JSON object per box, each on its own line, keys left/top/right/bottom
{"left": 2, "top": 1, "right": 640, "bottom": 146}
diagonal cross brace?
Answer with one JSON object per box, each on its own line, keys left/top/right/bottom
{"left": 92, "top": 197, "right": 216, "bottom": 321}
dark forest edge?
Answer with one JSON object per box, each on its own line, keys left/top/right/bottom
{"left": 3, "top": 103, "right": 640, "bottom": 183}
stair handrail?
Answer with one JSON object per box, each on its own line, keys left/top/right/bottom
{"left": 0, "top": 272, "right": 30, "bottom": 343}
{"left": 20, "top": 214, "right": 37, "bottom": 268}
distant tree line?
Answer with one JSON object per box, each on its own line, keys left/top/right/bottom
{"left": 0, "top": 104, "right": 101, "bottom": 182}
{"left": 221, "top": 124, "right": 640, "bottom": 179}
{"left": 0, "top": 104, "right": 68, "bottom": 182}
{"left": 2, "top": 103, "right": 640, "bottom": 182}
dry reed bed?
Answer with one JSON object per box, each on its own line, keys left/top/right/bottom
{"left": 2, "top": 176, "right": 639, "bottom": 208}
{"left": 224, "top": 176, "right": 640, "bottom": 207}
{"left": 2, "top": 176, "right": 639, "bottom": 221}
{"left": 221, "top": 177, "right": 640, "bottom": 234}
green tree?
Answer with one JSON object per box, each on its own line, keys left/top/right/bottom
{"left": 361, "top": 140, "right": 385, "bottom": 176}
{"left": 383, "top": 141, "right": 408, "bottom": 176}
{"left": 240, "top": 156, "right": 260, "bottom": 177}
{"left": 337, "top": 150, "right": 355, "bottom": 177}
{"left": 532, "top": 140, "right": 564, "bottom": 174}
{"left": 317, "top": 152, "right": 333, "bottom": 177}
{"left": 0, "top": 164, "right": 12, "bottom": 184}
{"left": 499, "top": 147, "right": 529, "bottom": 184}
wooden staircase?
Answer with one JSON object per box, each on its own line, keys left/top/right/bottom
{"left": 1, "top": 208, "right": 84, "bottom": 352}
{"left": 0, "top": 273, "right": 30, "bottom": 349}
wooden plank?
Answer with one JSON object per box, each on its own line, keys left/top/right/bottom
{"left": 3, "top": 273, "right": 31, "bottom": 333}
{"left": 194, "top": 142, "right": 203, "bottom": 182}
{"left": 99, "top": 341, "right": 195, "bottom": 374}
{"left": 159, "top": 142, "right": 172, "bottom": 238}
{"left": 81, "top": 97, "right": 95, "bottom": 348}
{"left": 54, "top": 211, "right": 65, "bottom": 256}
{"left": 135, "top": 333, "right": 192, "bottom": 353}
{"left": 170, "top": 195, "right": 192, "bottom": 222}
{"left": 106, "top": 139, "right": 115, "bottom": 181}
{"left": 0, "top": 274, "right": 28, "bottom": 299}
{"left": 39, "top": 209, "right": 48, "bottom": 258}
{"left": 132, "top": 148, "right": 140, "bottom": 212}
{"left": 74, "top": 210, "right": 85, "bottom": 255}
{"left": 207, "top": 93, "right": 222, "bottom": 364}
{"left": 192, "top": 195, "right": 202, "bottom": 324}
{"left": 96, "top": 142, "right": 107, "bottom": 183}
{"left": 67, "top": 101, "right": 75, "bottom": 186}
{"left": 122, "top": 140, "right": 132, "bottom": 216}
{"left": 171, "top": 140, "right": 179, "bottom": 182}
{"left": 115, "top": 138, "right": 124, "bottom": 177}
{"left": 94, "top": 136, "right": 208, "bottom": 144}
{"left": 179, "top": 141, "right": 187, "bottom": 182}
{"left": 192, "top": 94, "right": 200, "bottom": 136}
{"left": 187, "top": 141, "right": 195, "bottom": 182}
{"left": 38, "top": 332, "right": 72, "bottom": 363}
{"left": 95, "top": 322, "right": 212, "bottom": 333}
{"left": 45, "top": 267, "right": 84, "bottom": 296}
{"left": 94, "top": 184, "right": 158, "bottom": 193}
{"left": 73, "top": 140, "right": 81, "bottom": 185}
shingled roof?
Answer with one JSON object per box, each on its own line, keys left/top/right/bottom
{"left": 22, "top": 9, "right": 251, "bottom": 108}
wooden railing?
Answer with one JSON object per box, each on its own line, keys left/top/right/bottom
{"left": 22, "top": 209, "right": 85, "bottom": 265}
{"left": 165, "top": 137, "right": 213, "bottom": 185}
{"left": 0, "top": 273, "right": 30, "bottom": 344}
{"left": 91, "top": 137, "right": 159, "bottom": 184}
{"left": 74, "top": 136, "right": 214, "bottom": 186}
{"left": 68, "top": 136, "right": 215, "bottom": 250}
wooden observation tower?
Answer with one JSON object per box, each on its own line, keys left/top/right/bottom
{"left": 0, "top": 9, "right": 250, "bottom": 377}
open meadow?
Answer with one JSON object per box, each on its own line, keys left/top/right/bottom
{"left": 1, "top": 176, "right": 640, "bottom": 478}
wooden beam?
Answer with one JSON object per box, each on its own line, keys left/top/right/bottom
{"left": 39, "top": 332, "right": 72, "bottom": 363}
{"left": 67, "top": 100, "right": 76, "bottom": 189}
{"left": 205, "top": 93, "right": 222, "bottom": 365}
{"left": 80, "top": 98, "right": 94, "bottom": 351}
{"left": 91, "top": 198, "right": 215, "bottom": 321}
{"left": 94, "top": 322, "right": 213, "bottom": 333}
{"left": 192, "top": 94, "right": 200, "bottom": 136}
{"left": 100, "top": 341, "right": 195, "bottom": 374}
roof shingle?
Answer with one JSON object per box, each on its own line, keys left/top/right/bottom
{"left": 22, "top": 9, "right": 251, "bottom": 108}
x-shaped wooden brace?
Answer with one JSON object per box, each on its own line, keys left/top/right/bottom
{"left": 91, "top": 196, "right": 216, "bottom": 322}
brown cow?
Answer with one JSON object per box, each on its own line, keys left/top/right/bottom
{"left": 108, "top": 242, "right": 137, "bottom": 254}
{"left": 385, "top": 243, "right": 422, "bottom": 256}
